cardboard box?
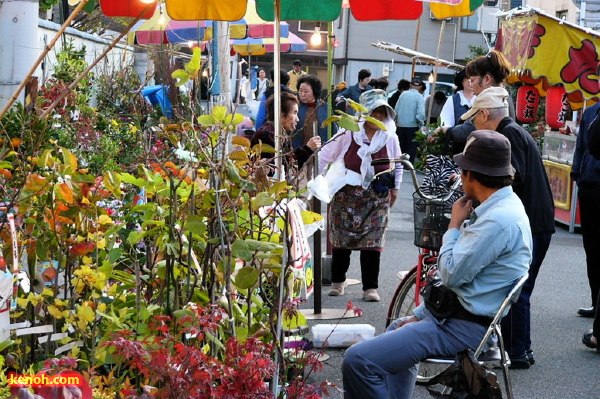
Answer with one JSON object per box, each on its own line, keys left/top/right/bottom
{"left": 311, "top": 324, "right": 376, "bottom": 348}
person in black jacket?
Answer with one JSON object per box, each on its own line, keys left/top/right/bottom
{"left": 388, "top": 79, "right": 410, "bottom": 110}
{"left": 463, "top": 86, "right": 555, "bottom": 368}
{"left": 572, "top": 63, "right": 600, "bottom": 354}
{"left": 433, "top": 50, "right": 514, "bottom": 156}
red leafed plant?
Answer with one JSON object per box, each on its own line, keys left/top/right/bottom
{"left": 102, "top": 305, "right": 278, "bottom": 399}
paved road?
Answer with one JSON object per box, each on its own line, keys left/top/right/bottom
{"left": 301, "top": 173, "right": 600, "bottom": 398}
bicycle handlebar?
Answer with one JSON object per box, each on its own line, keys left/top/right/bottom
{"left": 371, "top": 154, "right": 462, "bottom": 202}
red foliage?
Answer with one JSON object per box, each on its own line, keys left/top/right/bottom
{"left": 102, "top": 305, "right": 329, "bottom": 398}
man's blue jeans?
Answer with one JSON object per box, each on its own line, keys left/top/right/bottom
{"left": 342, "top": 309, "right": 486, "bottom": 399}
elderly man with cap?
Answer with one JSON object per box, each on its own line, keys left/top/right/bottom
{"left": 394, "top": 76, "right": 426, "bottom": 164}
{"left": 463, "top": 86, "right": 555, "bottom": 368}
{"left": 342, "top": 130, "right": 532, "bottom": 399}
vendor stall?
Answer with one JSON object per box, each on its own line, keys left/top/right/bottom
{"left": 495, "top": 7, "right": 600, "bottom": 232}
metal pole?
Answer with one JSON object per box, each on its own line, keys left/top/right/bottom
{"left": 327, "top": 21, "right": 333, "bottom": 140}
{"left": 427, "top": 20, "right": 446, "bottom": 124}
{"left": 312, "top": 120, "right": 322, "bottom": 314}
{"left": 273, "top": 0, "right": 282, "bottom": 181}
{"left": 271, "top": 3, "right": 283, "bottom": 394}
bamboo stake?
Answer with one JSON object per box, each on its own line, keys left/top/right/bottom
{"left": 0, "top": 0, "right": 90, "bottom": 120}
{"left": 40, "top": 12, "right": 147, "bottom": 119}
{"left": 427, "top": 20, "right": 446, "bottom": 125}
{"left": 411, "top": 17, "right": 421, "bottom": 77}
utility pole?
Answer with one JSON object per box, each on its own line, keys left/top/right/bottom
{"left": 0, "top": 0, "right": 40, "bottom": 111}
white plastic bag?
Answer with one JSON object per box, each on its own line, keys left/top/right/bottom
{"left": 307, "top": 159, "right": 360, "bottom": 203}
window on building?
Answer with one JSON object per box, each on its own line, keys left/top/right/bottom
{"left": 298, "top": 21, "right": 319, "bottom": 33}
{"left": 556, "top": 10, "right": 568, "bottom": 20}
{"left": 460, "top": 1, "right": 498, "bottom": 32}
{"left": 461, "top": 13, "right": 479, "bottom": 31}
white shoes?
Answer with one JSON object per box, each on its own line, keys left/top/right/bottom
{"left": 363, "top": 289, "right": 380, "bottom": 302}
{"left": 328, "top": 281, "right": 348, "bottom": 296}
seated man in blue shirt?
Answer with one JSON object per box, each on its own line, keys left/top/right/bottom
{"left": 342, "top": 130, "right": 532, "bottom": 399}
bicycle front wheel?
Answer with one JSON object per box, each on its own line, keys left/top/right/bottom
{"left": 386, "top": 268, "right": 418, "bottom": 327}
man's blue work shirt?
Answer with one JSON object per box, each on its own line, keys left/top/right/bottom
{"left": 414, "top": 186, "right": 532, "bottom": 320}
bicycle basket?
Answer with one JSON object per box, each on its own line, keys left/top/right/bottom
{"left": 413, "top": 187, "right": 454, "bottom": 251}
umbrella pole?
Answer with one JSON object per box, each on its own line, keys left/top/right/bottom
{"left": 39, "top": 11, "right": 147, "bottom": 120}
{"left": 271, "top": 4, "right": 284, "bottom": 396}
{"left": 273, "top": 0, "right": 282, "bottom": 181}
{"left": 411, "top": 17, "right": 421, "bottom": 77}
{"left": 0, "top": 0, "right": 91, "bottom": 119}
{"left": 427, "top": 20, "right": 446, "bottom": 125}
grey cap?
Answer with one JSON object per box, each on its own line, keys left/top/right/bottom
{"left": 453, "top": 130, "right": 516, "bottom": 177}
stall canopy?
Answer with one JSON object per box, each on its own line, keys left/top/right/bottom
{"left": 495, "top": 7, "right": 600, "bottom": 110}
{"left": 372, "top": 41, "right": 464, "bottom": 71}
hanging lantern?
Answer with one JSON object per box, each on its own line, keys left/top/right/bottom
{"left": 516, "top": 85, "right": 540, "bottom": 124}
{"left": 546, "top": 86, "right": 568, "bottom": 129}
{"left": 99, "top": 0, "right": 156, "bottom": 18}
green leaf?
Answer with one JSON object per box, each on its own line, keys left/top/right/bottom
{"left": 229, "top": 150, "right": 248, "bottom": 161}
{"left": 338, "top": 117, "right": 360, "bottom": 132}
{"left": 120, "top": 173, "right": 146, "bottom": 188}
{"left": 363, "top": 116, "right": 387, "bottom": 131}
{"left": 235, "top": 266, "right": 260, "bottom": 289}
{"left": 107, "top": 248, "right": 123, "bottom": 264}
{"left": 225, "top": 113, "right": 245, "bottom": 126}
{"left": 322, "top": 116, "right": 341, "bottom": 127}
{"left": 198, "top": 114, "right": 215, "bottom": 127}
{"left": 211, "top": 106, "right": 227, "bottom": 123}
{"left": 127, "top": 230, "right": 145, "bottom": 246}
{"left": 232, "top": 135, "right": 251, "bottom": 148}
{"left": 282, "top": 309, "right": 307, "bottom": 330}
{"left": 99, "top": 260, "right": 113, "bottom": 278}
{"left": 183, "top": 215, "right": 206, "bottom": 236}
{"left": 171, "top": 69, "right": 190, "bottom": 87}
{"left": 187, "top": 47, "right": 202, "bottom": 74}
{"left": 37, "top": 149, "right": 55, "bottom": 168}
{"left": 103, "top": 170, "right": 122, "bottom": 197}
{"left": 245, "top": 239, "right": 281, "bottom": 252}
{"left": 60, "top": 147, "right": 78, "bottom": 171}
{"left": 138, "top": 306, "right": 150, "bottom": 321}
{"left": 0, "top": 340, "right": 15, "bottom": 352}
{"left": 252, "top": 143, "right": 275, "bottom": 153}
{"left": 251, "top": 192, "right": 274, "bottom": 211}
{"left": 231, "top": 239, "right": 253, "bottom": 261}
{"left": 205, "top": 331, "right": 225, "bottom": 351}
{"left": 70, "top": 172, "right": 95, "bottom": 183}
{"left": 300, "top": 210, "right": 323, "bottom": 224}
{"left": 239, "top": 179, "right": 257, "bottom": 191}
{"left": 268, "top": 181, "right": 288, "bottom": 196}
{"left": 226, "top": 161, "right": 240, "bottom": 183}
{"left": 348, "top": 99, "right": 368, "bottom": 114}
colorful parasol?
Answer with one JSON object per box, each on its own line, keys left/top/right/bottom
{"left": 127, "top": 1, "right": 290, "bottom": 45}
{"left": 196, "top": 32, "right": 307, "bottom": 55}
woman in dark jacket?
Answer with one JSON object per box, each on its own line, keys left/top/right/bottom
{"left": 251, "top": 92, "right": 321, "bottom": 173}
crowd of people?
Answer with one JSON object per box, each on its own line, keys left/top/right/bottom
{"left": 235, "top": 54, "right": 600, "bottom": 397}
